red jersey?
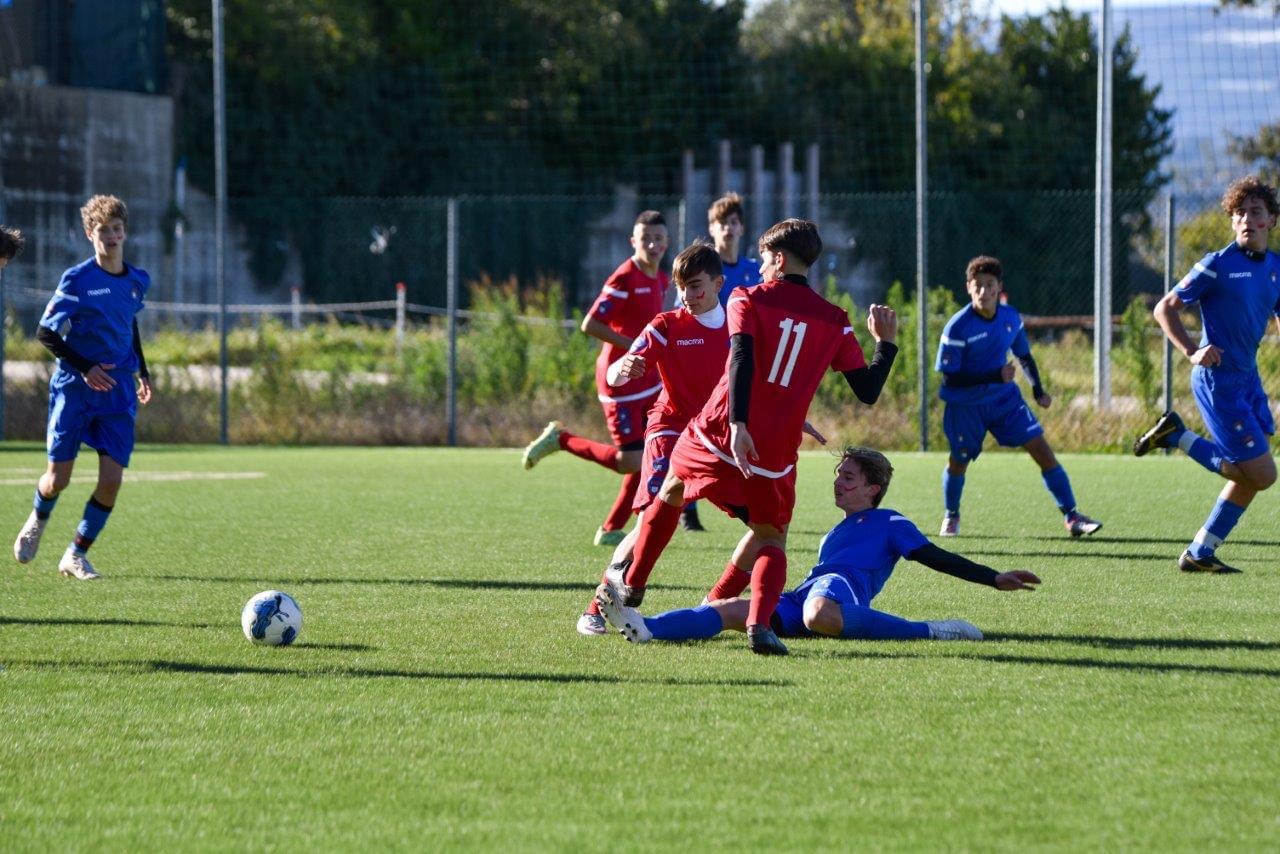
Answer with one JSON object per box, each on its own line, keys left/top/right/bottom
{"left": 588, "top": 259, "right": 669, "bottom": 403}
{"left": 630, "top": 304, "right": 730, "bottom": 435}
{"left": 688, "top": 277, "right": 866, "bottom": 478}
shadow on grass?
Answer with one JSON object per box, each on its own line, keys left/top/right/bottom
{"left": 295, "top": 642, "right": 379, "bottom": 651}
{"left": 987, "top": 631, "right": 1280, "bottom": 652}
{"left": 140, "top": 575, "right": 705, "bottom": 594}
{"left": 1020, "top": 534, "right": 1277, "bottom": 548}
{"left": 4, "top": 658, "right": 790, "bottom": 688}
{"left": 962, "top": 549, "right": 1174, "bottom": 561}
{"left": 0, "top": 615, "right": 215, "bottom": 629}
{"left": 822, "top": 648, "right": 1280, "bottom": 679}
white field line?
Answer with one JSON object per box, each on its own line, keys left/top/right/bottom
{"left": 0, "top": 471, "right": 266, "bottom": 486}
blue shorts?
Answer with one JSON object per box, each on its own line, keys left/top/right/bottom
{"left": 772, "top": 573, "right": 865, "bottom": 638}
{"left": 943, "top": 390, "right": 1043, "bottom": 462}
{"left": 1192, "top": 367, "right": 1274, "bottom": 463}
{"left": 47, "top": 369, "right": 138, "bottom": 467}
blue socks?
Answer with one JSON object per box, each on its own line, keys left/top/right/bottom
{"left": 33, "top": 488, "right": 58, "bottom": 520}
{"left": 1041, "top": 465, "right": 1077, "bottom": 515}
{"left": 646, "top": 605, "right": 723, "bottom": 641}
{"left": 942, "top": 468, "right": 965, "bottom": 515}
{"left": 73, "top": 497, "right": 113, "bottom": 554}
{"left": 1177, "top": 431, "right": 1225, "bottom": 475}
{"left": 839, "top": 603, "right": 930, "bottom": 640}
{"left": 1187, "top": 497, "right": 1246, "bottom": 559}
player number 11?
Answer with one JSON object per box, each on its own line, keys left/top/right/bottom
{"left": 767, "top": 318, "right": 807, "bottom": 387}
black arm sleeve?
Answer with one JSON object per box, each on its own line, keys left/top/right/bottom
{"left": 728, "top": 332, "right": 754, "bottom": 423}
{"left": 941, "top": 368, "right": 1006, "bottom": 388}
{"left": 907, "top": 542, "right": 999, "bottom": 587}
{"left": 1017, "top": 352, "right": 1044, "bottom": 399}
{"left": 36, "top": 326, "right": 96, "bottom": 374}
{"left": 841, "top": 341, "right": 899, "bottom": 404}
{"left": 133, "top": 319, "right": 149, "bottom": 379}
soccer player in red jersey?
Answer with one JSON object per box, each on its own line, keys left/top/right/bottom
{"left": 575, "top": 242, "right": 730, "bottom": 634}
{"left": 521, "top": 211, "right": 670, "bottom": 546}
{"left": 603, "top": 219, "right": 900, "bottom": 655}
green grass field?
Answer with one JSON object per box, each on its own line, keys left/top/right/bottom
{"left": 2, "top": 443, "right": 1278, "bottom": 850}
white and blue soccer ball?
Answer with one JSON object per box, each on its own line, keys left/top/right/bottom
{"left": 241, "top": 590, "right": 303, "bottom": 646}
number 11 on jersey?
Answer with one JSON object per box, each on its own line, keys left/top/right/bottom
{"left": 767, "top": 318, "right": 807, "bottom": 387}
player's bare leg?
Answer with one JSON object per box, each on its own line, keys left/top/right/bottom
{"left": 1023, "top": 435, "right": 1100, "bottom": 537}
{"left": 15, "top": 460, "right": 74, "bottom": 564}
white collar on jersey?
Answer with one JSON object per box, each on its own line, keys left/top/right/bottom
{"left": 692, "top": 303, "right": 726, "bottom": 330}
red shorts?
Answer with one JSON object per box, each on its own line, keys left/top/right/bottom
{"left": 600, "top": 392, "right": 657, "bottom": 447}
{"left": 633, "top": 429, "right": 681, "bottom": 513}
{"left": 669, "top": 431, "right": 797, "bottom": 529}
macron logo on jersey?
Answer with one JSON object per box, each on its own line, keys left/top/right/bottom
{"left": 1227, "top": 272, "right": 1251, "bottom": 279}
{"left": 676, "top": 338, "right": 704, "bottom": 346}
{"left": 86, "top": 287, "right": 112, "bottom": 296}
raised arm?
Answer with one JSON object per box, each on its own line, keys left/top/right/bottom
{"left": 840, "top": 304, "right": 899, "bottom": 404}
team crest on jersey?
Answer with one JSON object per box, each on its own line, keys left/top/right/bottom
{"left": 1005, "top": 323, "right": 1012, "bottom": 333}
{"left": 598, "top": 301, "right": 612, "bottom": 314}
{"left": 1233, "top": 420, "right": 1244, "bottom": 432}
{"left": 1244, "top": 435, "right": 1256, "bottom": 448}
{"left": 131, "top": 287, "right": 140, "bottom": 300}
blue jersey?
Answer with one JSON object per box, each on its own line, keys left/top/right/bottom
{"left": 717, "top": 255, "right": 762, "bottom": 306}
{"left": 935, "top": 304, "right": 1031, "bottom": 405}
{"left": 1173, "top": 242, "right": 1280, "bottom": 375}
{"left": 790, "top": 507, "right": 930, "bottom": 605}
{"left": 39, "top": 258, "right": 149, "bottom": 374}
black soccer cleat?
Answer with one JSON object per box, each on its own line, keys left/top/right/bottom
{"left": 1178, "top": 550, "right": 1242, "bottom": 574}
{"left": 680, "top": 504, "right": 705, "bottom": 532}
{"left": 747, "top": 625, "right": 789, "bottom": 656}
{"left": 1134, "top": 411, "right": 1186, "bottom": 457}
{"left": 604, "top": 560, "right": 645, "bottom": 608}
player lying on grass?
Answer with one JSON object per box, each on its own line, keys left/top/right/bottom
{"left": 596, "top": 446, "right": 1040, "bottom": 644}
{"left": 935, "top": 255, "right": 1102, "bottom": 539}
{"left": 522, "top": 211, "right": 669, "bottom": 547}
{"left": 13, "top": 195, "right": 153, "bottom": 581}
{"left": 603, "top": 218, "right": 899, "bottom": 656}
{"left": 1134, "top": 175, "right": 1280, "bottom": 574}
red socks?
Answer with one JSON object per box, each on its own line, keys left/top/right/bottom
{"left": 601, "top": 472, "right": 641, "bottom": 532}
{"left": 559, "top": 431, "right": 620, "bottom": 471}
{"left": 624, "top": 500, "right": 682, "bottom": 589}
{"left": 706, "top": 562, "right": 751, "bottom": 601}
{"left": 746, "top": 545, "right": 787, "bottom": 628}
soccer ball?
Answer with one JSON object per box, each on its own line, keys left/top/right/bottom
{"left": 241, "top": 590, "right": 303, "bottom": 646}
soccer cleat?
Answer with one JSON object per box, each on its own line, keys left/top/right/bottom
{"left": 604, "top": 560, "right": 644, "bottom": 608}
{"left": 1065, "top": 511, "right": 1103, "bottom": 538}
{"left": 521, "top": 420, "right": 564, "bottom": 470}
{"left": 1178, "top": 550, "right": 1242, "bottom": 574}
{"left": 58, "top": 548, "right": 101, "bottom": 581}
{"left": 593, "top": 527, "right": 626, "bottom": 547}
{"left": 927, "top": 619, "right": 983, "bottom": 641}
{"left": 680, "top": 504, "right": 705, "bottom": 532}
{"left": 747, "top": 625, "right": 789, "bottom": 656}
{"left": 593, "top": 583, "right": 652, "bottom": 643}
{"left": 939, "top": 513, "right": 960, "bottom": 537}
{"left": 1133, "top": 410, "right": 1185, "bottom": 457}
{"left": 576, "top": 612, "right": 608, "bottom": 636}
{"left": 13, "top": 511, "right": 47, "bottom": 563}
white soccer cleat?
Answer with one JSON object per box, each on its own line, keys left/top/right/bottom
{"left": 14, "top": 511, "right": 47, "bottom": 564}
{"left": 58, "top": 548, "right": 101, "bottom": 581}
{"left": 594, "top": 583, "right": 652, "bottom": 643}
{"left": 939, "top": 513, "right": 960, "bottom": 537}
{"left": 927, "top": 619, "right": 982, "bottom": 641}
{"left": 576, "top": 612, "right": 608, "bottom": 636}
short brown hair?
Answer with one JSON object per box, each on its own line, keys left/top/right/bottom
{"left": 965, "top": 255, "right": 1003, "bottom": 282}
{"left": 672, "top": 242, "right": 723, "bottom": 287}
{"left": 0, "top": 225, "right": 24, "bottom": 260}
{"left": 838, "top": 446, "right": 894, "bottom": 507}
{"left": 708, "top": 193, "right": 744, "bottom": 226}
{"left": 81, "top": 195, "right": 129, "bottom": 232}
{"left": 635, "top": 210, "right": 666, "bottom": 228}
{"left": 758, "top": 218, "right": 822, "bottom": 268}
{"left": 1221, "top": 175, "right": 1280, "bottom": 218}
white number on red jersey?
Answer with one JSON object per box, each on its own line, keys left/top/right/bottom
{"left": 766, "top": 318, "right": 808, "bottom": 387}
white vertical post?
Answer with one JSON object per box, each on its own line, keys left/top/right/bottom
{"left": 395, "top": 281, "right": 406, "bottom": 358}
{"left": 677, "top": 198, "right": 687, "bottom": 257}
{"left": 805, "top": 143, "right": 820, "bottom": 224}
{"left": 717, "top": 139, "right": 732, "bottom": 195}
{"left": 1093, "top": 0, "right": 1114, "bottom": 410}
{"left": 779, "top": 142, "right": 795, "bottom": 219}
{"left": 915, "top": 0, "right": 929, "bottom": 451}
{"left": 174, "top": 158, "right": 187, "bottom": 314}
{"left": 1162, "top": 194, "right": 1176, "bottom": 432}
{"left": 680, "top": 149, "right": 696, "bottom": 246}
{"left": 446, "top": 199, "right": 459, "bottom": 447}
{"left": 212, "top": 0, "right": 229, "bottom": 444}
{"left": 291, "top": 286, "right": 301, "bottom": 330}
{"left": 749, "top": 144, "right": 765, "bottom": 238}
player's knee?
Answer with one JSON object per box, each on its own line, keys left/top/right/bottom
{"left": 1252, "top": 467, "right": 1276, "bottom": 491}
{"left": 802, "top": 598, "right": 842, "bottom": 636}
{"left": 657, "top": 476, "right": 684, "bottom": 505}
{"left": 45, "top": 472, "right": 72, "bottom": 494}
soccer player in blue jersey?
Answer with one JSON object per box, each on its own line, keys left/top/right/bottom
{"left": 1134, "top": 176, "right": 1280, "bottom": 574}
{"left": 935, "top": 256, "right": 1102, "bottom": 538}
{"left": 595, "top": 446, "right": 1040, "bottom": 645}
{"left": 708, "top": 193, "right": 763, "bottom": 307}
{"left": 13, "top": 195, "right": 152, "bottom": 580}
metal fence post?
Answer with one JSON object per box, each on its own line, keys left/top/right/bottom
{"left": 446, "top": 198, "right": 459, "bottom": 447}
{"left": 291, "top": 286, "right": 301, "bottom": 330}
{"left": 0, "top": 264, "right": 6, "bottom": 442}
{"left": 1093, "top": 0, "right": 1114, "bottom": 411}
{"left": 394, "top": 281, "right": 406, "bottom": 359}
{"left": 212, "top": 0, "right": 230, "bottom": 445}
{"left": 677, "top": 198, "right": 687, "bottom": 256}
{"left": 915, "top": 0, "right": 929, "bottom": 451}
{"left": 1162, "top": 193, "right": 1176, "bottom": 451}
